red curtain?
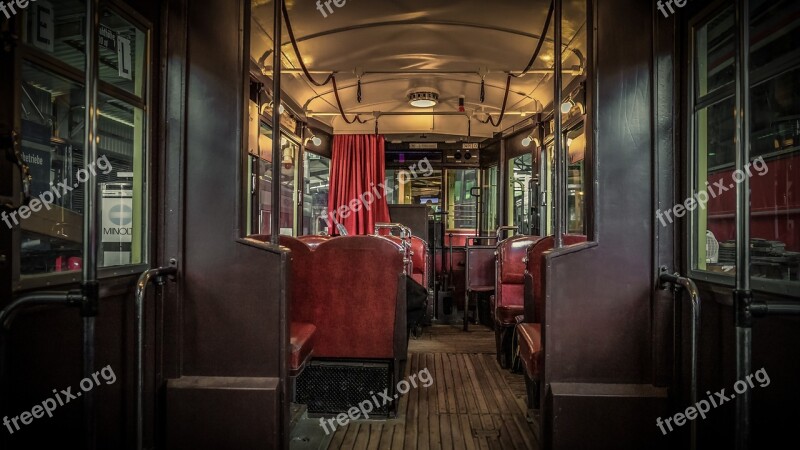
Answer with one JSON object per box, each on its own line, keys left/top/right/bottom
{"left": 326, "top": 135, "right": 390, "bottom": 235}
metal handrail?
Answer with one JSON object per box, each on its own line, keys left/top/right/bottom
{"left": 660, "top": 269, "right": 701, "bottom": 450}
{"left": 374, "top": 223, "right": 413, "bottom": 274}
{"left": 495, "top": 226, "right": 518, "bottom": 242}
{"left": 135, "top": 264, "right": 177, "bottom": 450}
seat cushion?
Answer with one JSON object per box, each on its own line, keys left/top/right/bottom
{"left": 517, "top": 323, "right": 542, "bottom": 379}
{"left": 496, "top": 305, "right": 524, "bottom": 326}
{"left": 290, "top": 322, "right": 316, "bottom": 373}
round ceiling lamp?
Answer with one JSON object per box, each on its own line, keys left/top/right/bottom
{"left": 408, "top": 90, "right": 439, "bottom": 108}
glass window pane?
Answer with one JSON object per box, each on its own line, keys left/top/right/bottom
{"left": 694, "top": 96, "right": 736, "bottom": 274}
{"left": 482, "top": 165, "right": 498, "bottom": 233}
{"left": 385, "top": 168, "right": 442, "bottom": 209}
{"left": 22, "top": 0, "right": 87, "bottom": 73}
{"left": 97, "top": 94, "right": 147, "bottom": 267}
{"left": 749, "top": 0, "right": 800, "bottom": 72}
{"left": 545, "top": 141, "right": 554, "bottom": 235}
{"left": 99, "top": 8, "right": 147, "bottom": 97}
{"left": 447, "top": 169, "right": 478, "bottom": 230}
{"left": 303, "top": 152, "right": 330, "bottom": 235}
{"left": 566, "top": 123, "right": 586, "bottom": 234}
{"left": 749, "top": 67, "right": 800, "bottom": 283}
{"left": 250, "top": 125, "right": 298, "bottom": 236}
{"left": 509, "top": 153, "right": 533, "bottom": 234}
{"left": 695, "top": 6, "right": 735, "bottom": 99}
{"left": 17, "top": 62, "right": 85, "bottom": 276}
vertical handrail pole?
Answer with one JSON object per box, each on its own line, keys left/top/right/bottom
{"left": 733, "top": 0, "right": 752, "bottom": 448}
{"left": 135, "top": 266, "right": 177, "bottom": 450}
{"left": 553, "top": 0, "right": 564, "bottom": 249}
{"left": 82, "top": 0, "right": 101, "bottom": 447}
{"left": 270, "top": 0, "right": 284, "bottom": 245}
{"left": 660, "top": 271, "right": 701, "bottom": 450}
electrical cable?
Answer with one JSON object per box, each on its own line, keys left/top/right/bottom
{"left": 512, "top": 0, "right": 555, "bottom": 78}
{"left": 282, "top": 2, "right": 366, "bottom": 124}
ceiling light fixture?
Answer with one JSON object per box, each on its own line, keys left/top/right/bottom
{"left": 521, "top": 135, "right": 540, "bottom": 148}
{"left": 408, "top": 90, "right": 439, "bottom": 108}
{"left": 262, "top": 101, "right": 285, "bottom": 116}
{"left": 305, "top": 134, "right": 322, "bottom": 146}
{"left": 561, "top": 98, "right": 575, "bottom": 114}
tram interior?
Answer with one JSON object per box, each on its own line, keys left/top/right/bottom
{"left": 0, "top": 0, "right": 798, "bottom": 449}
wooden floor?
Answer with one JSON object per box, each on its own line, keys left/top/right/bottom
{"left": 326, "top": 325, "right": 540, "bottom": 450}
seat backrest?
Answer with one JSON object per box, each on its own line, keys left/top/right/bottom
{"left": 444, "top": 229, "right": 476, "bottom": 247}
{"left": 249, "top": 235, "right": 316, "bottom": 324}
{"left": 308, "top": 236, "right": 405, "bottom": 359}
{"left": 409, "top": 236, "right": 429, "bottom": 289}
{"left": 495, "top": 235, "right": 545, "bottom": 310}
{"left": 466, "top": 246, "right": 496, "bottom": 289}
{"left": 526, "top": 235, "right": 587, "bottom": 322}
{"left": 297, "top": 234, "right": 334, "bottom": 249}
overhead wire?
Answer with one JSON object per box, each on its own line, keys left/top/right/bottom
{"left": 479, "top": 0, "right": 555, "bottom": 126}
{"left": 281, "top": 2, "right": 367, "bottom": 124}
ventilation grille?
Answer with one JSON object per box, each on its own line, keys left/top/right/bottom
{"left": 296, "top": 361, "right": 392, "bottom": 416}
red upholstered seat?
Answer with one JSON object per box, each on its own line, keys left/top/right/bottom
{"left": 525, "top": 235, "right": 587, "bottom": 323}
{"left": 493, "top": 235, "right": 544, "bottom": 367}
{"left": 409, "top": 236, "right": 429, "bottom": 289}
{"left": 290, "top": 322, "right": 316, "bottom": 374}
{"left": 309, "top": 236, "right": 405, "bottom": 360}
{"left": 516, "top": 234, "right": 587, "bottom": 408}
{"left": 495, "top": 235, "right": 545, "bottom": 326}
{"left": 516, "top": 322, "right": 541, "bottom": 378}
{"left": 297, "top": 234, "right": 334, "bottom": 249}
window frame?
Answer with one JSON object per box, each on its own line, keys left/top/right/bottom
{"left": 686, "top": 0, "right": 800, "bottom": 296}
{"left": 13, "top": 0, "right": 153, "bottom": 291}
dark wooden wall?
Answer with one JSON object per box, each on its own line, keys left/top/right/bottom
{"left": 540, "top": 0, "right": 670, "bottom": 448}
{"left": 160, "top": 0, "right": 290, "bottom": 448}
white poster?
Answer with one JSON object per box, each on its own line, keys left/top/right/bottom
{"left": 101, "top": 183, "right": 133, "bottom": 266}
{"left": 117, "top": 35, "right": 133, "bottom": 80}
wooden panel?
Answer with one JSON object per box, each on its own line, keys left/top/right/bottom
{"left": 166, "top": 377, "right": 281, "bottom": 449}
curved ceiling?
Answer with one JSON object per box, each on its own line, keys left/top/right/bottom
{"left": 251, "top": 0, "right": 587, "bottom": 138}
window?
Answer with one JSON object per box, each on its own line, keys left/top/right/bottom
{"left": 509, "top": 153, "right": 533, "bottom": 234}
{"left": 302, "top": 152, "right": 330, "bottom": 235}
{"left": 16, "top": 3, "right": 150, "bottom": 279}
{"left": 385, "top": 168, "right": 442, "bottom": 209}
{"left": 566, "top": 123, "right": 586, "bottom": 234}
{"left": 446, "top": 169, "right": 478, "bottom": 230}
{"left": 18, "top": 62, "right": 85, "bottom": 275}
{"left": 248, "top": 124, "right": 299, "bottom": 236}
{"left": 482, "top": 165, "right": 498, "bottom": 233}
{"left": 691, "top": 0, "right": 800, "bottom": 289}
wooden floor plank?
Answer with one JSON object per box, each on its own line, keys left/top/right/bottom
{"left": 353, "top": 423, "right": 371, "bottom": 450}
{"left": 403, "top": 354, "right": 421, "bottom": 450}
{"left": 510, "top": 413, "right": 538, "bottom": 450}
{"left": 463, "top": 355, "right": 491, "bottom": 415}
{"left": 435, "top": 353, "right": 448, "bottom": 414}
{"left": 340, "top": 423, "right": 360, "bottom": 450}
{"left": 444, "top": 353, "right": 458, "bottom": 414}
{"left": 391, "top": 423, "right": 405, "bottom": 450}
{"left": 321, "top": 325, "right": 539, "bottom": 450}
{"left": 439, "top": 411, "right": 453, "bottom": 450}
{"left": 457, "top": 354, "right": 480, "bottom": 415}
{"left": 427, "top": 354, "right": 442, "bottom": 450}
{"left": 418, "top": 353, "right": 431, "bottom": 450}
{"left": 365, "top": 424, "right": 383, "bottom": 450}
{"left": 469, "top": 414, "right": 490, "bottom": 450}
{"left": 327, "top": 421, "right": 347, "bottom": 450}
{"left": 449, "top": 414, "right": 467, "bottom": 450}
{"left": 448, "top": 354, "right": 468, "bottom": 415}
{"left": 466, "top": 354, "right": 500, "bottom": 435}
{"left": 378, "top": 423, "right": 395, "bottom": 450}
